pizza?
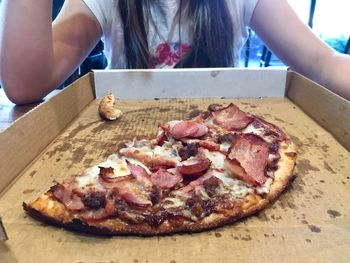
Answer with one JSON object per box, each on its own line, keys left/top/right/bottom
{"left": 23, "top": 102, "right": 297, "bottom": 236}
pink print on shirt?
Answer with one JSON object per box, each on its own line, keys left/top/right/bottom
{"left": 149, "top": 42, "right": 190, "bottom": 68}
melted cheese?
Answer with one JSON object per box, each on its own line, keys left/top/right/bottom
{"left": 163, "top": 197, "right": 186, "bottom": 209}
{"left": 76, "top": 157, "right": 131, "bottom": 189}
{"left": 202, "top": 149, "right": 226, "bottom": 170}
{"left": 204, "top": 118, "right": 214, "bottom": 125}
{"left": 219, "top": 142, "right": 231, "bottom": 152}
{"left": 124, "top": 157, "right": 151, "bottom": 174}
{"left": 242, "top": 123, "right": 264, "bottom": 136}
{"left": 242, "top": 123, "right": 278, "bottom": 143}
{"left": 213, "top": 170, "right": 253, "bottom": 198}
{"left": 255, "top": 178, "right": 273, "bottom": 194}
{"left": 98, "top": 158, "right": 131, "bottom": 178}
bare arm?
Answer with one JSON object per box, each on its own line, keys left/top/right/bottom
{"left": 0, "top": 0, "right": 101, "bottom": 104}
{"left": 251, "top": 0, "right": 350, "bottom": 101}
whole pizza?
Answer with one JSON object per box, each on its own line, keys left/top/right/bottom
{"left": 24, "top": 102, "right": 297, "bottom": 236}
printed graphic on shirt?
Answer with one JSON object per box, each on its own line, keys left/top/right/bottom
{"left": 149, "top": 42, "right": 191, "bottom": 68}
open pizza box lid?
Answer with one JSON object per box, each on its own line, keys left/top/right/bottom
{"left": 0, "top": 68, "right": 349, "bottom": 262}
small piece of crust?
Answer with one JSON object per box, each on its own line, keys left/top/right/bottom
{"left": 98, "top": 93, "right": 123, "bottom": 121}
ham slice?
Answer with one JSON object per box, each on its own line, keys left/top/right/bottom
{"left": 112, "top": 179, "right": 152, "bottom": 206}
{"left": 225, "top": 133, "right": 269, "bottom": 186}
{"left": 150, "top": 168, "right": 182, "bottom": 189}
{"left": 211, "top": 103, "right": 253, "bottom": 131}
{"left": 176, "top": 158, "right": 211, "bottom": 176}
{"left": 80, "top": 195, "right": 116, "bottom": 221}
{"left": 168, "top": 121, "right": 208, "bottom": 139}
{"left": 182, "top": 138, "right": 220, "bottom": 152}
{"left": 97, "top": 167, "right": 151, "bottom": 206}
{"left": 119, "top": 146, "right": 180, "bottom": 170}
{"left": 179, "top": 169, "right": 215, "bottom": 194}
{"left": 127, "top": 161, "right": 153, "bottom": 190}
{"left": 51, "top": 183, "right": 85, "bottom": 211}
{"left": 119, "top": 147, "right": 153, "bottom": 166}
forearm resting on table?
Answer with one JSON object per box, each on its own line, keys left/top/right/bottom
{"left": 0, "top": 0, "right": 55, "bottom": 104}
{"left": 316, "top": 53, "right": 350, "bottom": 101}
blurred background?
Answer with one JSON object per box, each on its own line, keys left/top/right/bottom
{"left": 241, "top": 0, "right": 350, "bottom": 68}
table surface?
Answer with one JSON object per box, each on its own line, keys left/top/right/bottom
{"left": 0, "top": 88, "right": 60, "bottom": 131}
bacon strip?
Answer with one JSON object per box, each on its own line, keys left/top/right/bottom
{"left": 151, "top": 168, "right": 182, "bottom": 189}
{"left": 211, "top": 103, "right": 253, "bottom": 131}
{"left": 225, "top": 133, "right": 269, "bottom": 186}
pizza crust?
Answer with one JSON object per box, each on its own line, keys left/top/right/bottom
{"left": 98, "top": 93, "right": 123, "bottom": 121}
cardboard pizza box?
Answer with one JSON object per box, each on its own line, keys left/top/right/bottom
{"left": 0, "top": 68, "right": 349, "bottom": 263}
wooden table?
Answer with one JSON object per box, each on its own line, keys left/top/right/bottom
{"left": 0, "top": 88, "right": 60, "bottom": 131}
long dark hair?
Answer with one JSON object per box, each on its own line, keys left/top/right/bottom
{"left": 118, "top": 0, "right": 234, "bottom": 69}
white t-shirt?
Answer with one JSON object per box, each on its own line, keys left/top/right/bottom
{"left": 82, "top": 0, "right": 258, "bottom": 69}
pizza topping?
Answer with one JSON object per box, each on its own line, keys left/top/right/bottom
{"left": 211, "top": 103, "right": 253, "bottom": 131}
{"left": 205, "top": 169, "right": 252, "bottom": 198}
{"left": 176, "top": 157, "right": 211, "bottom": 176}
{"left": 200, "top": 149, "right": 226, "bottom": 170}
{"left": 198, "top": 139, "right": 220, "bottom": 151}
{"left": 269, "top": 141, "right": 280, "bottom": 154}
{"left": 112, "top": 179, "right": 152, "bottom": 206}
{"left": 150, "top": 185, "right": 161, "bottom": 204}
{"left": 178, "top": 169, "right": 215, "bottom": 195}
{"left": 168, "top": 120, "right": 208, "bottom": 139}
{"left": 51, "top": 184, "right": 85, "bottom": 211}
{"left": 255, "top": 178, "right": 273, "bottom": 194}
{"left": 97, "top": 158, "right": 131, "bottom": 179}
{"left": 178, "top": 143, "right": 199, "bottom": 161}
{"left": 145, "top": 209, "right": 169, "bottom": 227}
{"left": 226, "top": 133, "right": 269, "bottom": 186}
{"left": 207, "top": 103, "right": 222, "bottom": 112}
{"left": 182, "top": 138, "right": 220, "bottom": 152}
{"left": 216, "top": 133, "right": 235, "bottom": 144}
{"left": 203, "top": 176, "right": 220, "bottom": 197}
{"left": 120, "top": 142, "right": 181, "bottom": 170}
{"left": 150, "top": 168, "right": 182, "bottom": 189}
{"left": 99, "top": 167, "right": 116, "bottom": 180}
{"left": 186, "top": 196, "right": 206, "bottom": 218}
{"left": 155, "top": 127, "right": 167, "bottom": 146}
{"left": 126, "top": 161, "right": 153, "bottom": 189}
{"left": 243, "top": 118, "right": 285, "bottom": 144}
{"left": 76, "top": 166, "right": 105, "bottom": 191}
{"left": 81, "top": 192, "right": 106, "bottom": 210}
{"left": 80, "top": 194, "right": 116, "bottom": 221}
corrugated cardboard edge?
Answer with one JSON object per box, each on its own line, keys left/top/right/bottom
{"left": 286, "top": 71, "right": 350, "bottom": 151}
{"left": 0, "top": 216, "right": 8, "bottom": 241}
{"left": 0, "top": 73, "right": 95, "bottom": 193}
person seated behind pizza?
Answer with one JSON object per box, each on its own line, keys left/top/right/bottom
{"left": 0, "top": 0, "right": 349, "bottom": 104}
